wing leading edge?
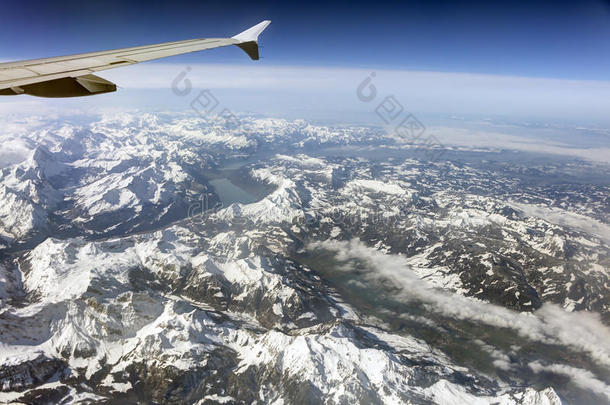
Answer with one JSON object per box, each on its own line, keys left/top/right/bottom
{"left": 0, "top": 20, "right": 270, "bottom": 98}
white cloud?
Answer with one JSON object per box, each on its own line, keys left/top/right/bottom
{"left": 310, "top": 239, "right": 610, "bottom": 369}
{"left": 96, "top": 63, "right": 610, "bottom": 123}
{"left": 429, "top": 126, "right": 610, "bottom": 164}
{"left": 3, "top": 62, "right": 610, "bottom": 125}
{"left": 529, "top": 361, "right": 610, "bottom": 400}
{"left": 509, "top": 202, "right": 610, "bottom": 244}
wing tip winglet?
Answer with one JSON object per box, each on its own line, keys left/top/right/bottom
{"left": 232, "top": 20, "right": 271, "bottom": 61}
{"left": 232, "top": 20, "right": 271, "bottom": 44}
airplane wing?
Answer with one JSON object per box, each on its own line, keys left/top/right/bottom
{"left": 0, "top": 20, "right": 270, "bottom": 98}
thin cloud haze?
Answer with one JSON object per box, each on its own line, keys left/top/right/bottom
{"left": 93, "top": 63, "right": 610, "bottom": 124}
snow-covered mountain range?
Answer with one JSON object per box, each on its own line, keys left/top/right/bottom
{"left": 0, "top": 112, "right": 608, "bottom": 404}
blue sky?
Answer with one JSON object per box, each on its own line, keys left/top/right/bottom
{"left": 2, "top": 0, "right": 610, "bottom": 79}
{"left": 1, "top": 0, "right": 610, "bottom": 128}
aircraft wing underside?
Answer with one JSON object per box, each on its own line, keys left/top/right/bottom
{"left": 0, "top": 20, "right": 270, "bottom": 98}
